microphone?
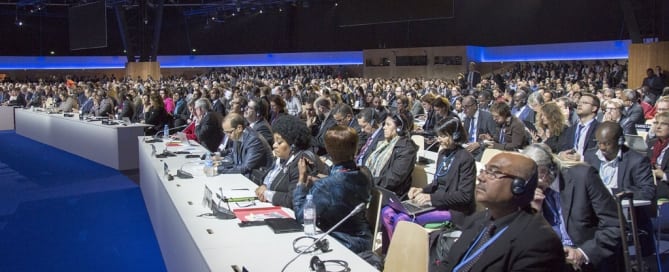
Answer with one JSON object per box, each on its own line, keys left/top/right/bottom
{"left": 153, "top": 124, "right": 189, "bottom": 138}
{"left": 280, "top": 202, "right": 366, "bottom": 272}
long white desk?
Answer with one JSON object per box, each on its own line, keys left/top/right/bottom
{"left": 15, "top": 109, "right": 149, "bottom": 170}
{"left": 138, "top": 139, "right": 378, "bottom": 272}
{"left": 0, "top": 106, "right": 15, "bottom": 130}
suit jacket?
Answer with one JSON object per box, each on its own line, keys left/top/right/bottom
{"left": 251, "top": 119, "right": 273, "bottom": 146}
{"left": 144, "top": 107, "right": 170, "bottom": 135}
{"left": 212, "top": 99, "right": 226, "bottom": 116}
{"left": 443, "top": 209, "right": 564, "bottom": 272}
{"left": 491, "top": 116, "right": 528, "bottom": 151}
{"left": 374, "top": 136, "right": 418, "bottom": 198}
{"left": 119, "top": 100, "right": 134, "bottom": 119}
{"left": 95, "top": 98, "right": 113, "bottom": 117}
{"left": 57, "top": 97, "right": 76, "bottom": 113}
{"left": 625, "top": 103, "right": 645, "bottom": 125}
{"left": 466, "top": 71, "right": 481, "bottom": 89}
{"left": 423, "top": 147, "right": 476, "bottom": 225}
{"left": 619, "top": 116, "right": 637, "bottom": 135}
{"left": 543, "top": 165, "right": 621, "bottom": 270}
{"left": 648, "top": 138, "right": 669, "bottom": 198}
{"left": 266, "top": 150, "right": 327, "bottom": 209}
{"left": 195, "top": 111, "right": 224, "bottom": 153}
{"left": 313, "top": 112, "right": 337, "bottom": 156}
{"left": 222, "top": 127, "right": 273, "bottom": 177}
{"left": 464, "top": 110, "right": 497, "bottom": 157}
{"left": 512, "top": 105, "right": 535, "bottom": 125}
{"left": 559, "top": 119, "right": 599, "bottom": 154}
{"left": 357, "top": 127, "right": 384, "bottom": 165}
{"left": 7, "top": 93, "right": 27, "bottom": 107}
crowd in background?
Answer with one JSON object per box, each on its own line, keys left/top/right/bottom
{"left": 3, "top": 61, "right": 669, "bottom": 270}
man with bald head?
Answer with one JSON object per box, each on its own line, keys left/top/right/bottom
{"left": 443, "top": 152, "right": 564, "bottom": 272}
{"left": 584, "top": 121, "right": 656, "bottom": 257}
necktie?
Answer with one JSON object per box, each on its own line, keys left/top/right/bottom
{"left": 543, "top": 189, "right": 559, "bottom": 226}
{"left": 499, "top": 127, "right": 506, "bottom": 144}
{"left": 356, "top": 131, "right": 376, "bottom": 165}
{"left": 574, "top": 124, "right": 585, "bottom": 150}
{"left": 459, "top": 223, "right": 496, "bottom": 272}
{"left": 466, "top": 117, "right": 476, "bottom": 142}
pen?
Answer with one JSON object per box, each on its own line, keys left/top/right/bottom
{"left": 231, "top": 188, "right": 250, "bottom": 190}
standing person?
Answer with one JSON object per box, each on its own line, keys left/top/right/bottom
{"left": 443, "top": 152, "right": 565, "bottom": 272}
{"left": 524, "top": 144, "right": 621, "bottom": 271}
{"left": 381, "top": 117, "right": 476, "bottom": 246}
{"left": 293, "top": 125, "right": 372, "bottom": 253}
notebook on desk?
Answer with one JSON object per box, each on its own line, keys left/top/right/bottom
{"left": 377, "top": 187, "right": 435, "bottom": 216}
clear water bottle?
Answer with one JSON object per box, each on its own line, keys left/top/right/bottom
{"left": 203, "top": 153, "right": 215, "bottom": 177}
{"left": 163, "top": 124, "right": 169, "bottom": 139}
{"left": 303, "top": 194, "right": 317, "bottom": 236}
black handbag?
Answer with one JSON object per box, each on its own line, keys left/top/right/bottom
{"left": 428, "top": 222, "right": 462, "bottom": 272}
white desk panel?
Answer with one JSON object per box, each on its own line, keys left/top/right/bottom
{"left": 0, "top": 106, "right": 15, "bottom": 130}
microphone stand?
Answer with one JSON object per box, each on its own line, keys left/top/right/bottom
{"left": 153, "top": 124, "right": 189, "bottom": 138}
{"left": 280, "top": 203, "right": 366, "bottom": 272}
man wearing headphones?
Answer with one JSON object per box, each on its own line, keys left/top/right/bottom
{"left": 524, "top": 144, "right": 621, "bottom": 271}
{"left": 443, "top": 152, "right": 564, "bottom": 272}
{"left": 584, "top": 121, "right": 656, "bottom": 258}
{"left": 480, "top": 101, "right": 529, "bottom": 151}
{"left": 355, "top": 108, "right": 383, "bottom": 166}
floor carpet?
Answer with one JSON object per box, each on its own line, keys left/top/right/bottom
{"left": 0, "top": 130, "right": 166, "bottom": 272}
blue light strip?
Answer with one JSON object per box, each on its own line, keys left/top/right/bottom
{"left": 0, "top": 51, "right": 363, "bottom": 70}
{"left": 472, "top": 40, "right": 630, "bottom": 62}
{"left": 0, "top": 41, "right": 632, "bottom": 70}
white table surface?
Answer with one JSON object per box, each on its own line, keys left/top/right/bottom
{"left": 15, "top": 108, "right": 149, "bottom": 170}
{"left": 139, "top": 138, "right": 378, "bottom": 272}
{"left": 0, "top": 106, "right": 16, "bottom": 130}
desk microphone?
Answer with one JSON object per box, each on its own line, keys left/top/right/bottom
{"left": 280, "top": 202, "right": 366, "bottom": 272}
{"left": 153, "top": 124, "right": 189, "bottom": 138}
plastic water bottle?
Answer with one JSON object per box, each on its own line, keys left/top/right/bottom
{"left": 203, "top": 153, "right": 215, "bottom": 177}
{"left": 163, "top": 124, "right": 169, "bottom": 139}
{"left": 303, "top": 194, "right": 317, "bottom": 236}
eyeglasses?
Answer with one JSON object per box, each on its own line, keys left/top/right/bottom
{"left": 605, "top": 107, "right": 620, "bottom": 112}
{"left": 578, "top": 101, "right": 594, "bottom": 106}
{"left": 462, "top": 103, "right": 476, "bottom": 108}
{"left": 654, "top": 121, "right": 669, "bottom": 127}
{"left": 223, "top": 128, "right": 235, "bottom": 134}
{"left": 479, "top": 167, "right": 517, "bottom": 180}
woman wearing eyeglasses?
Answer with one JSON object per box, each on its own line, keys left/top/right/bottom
{"left": 649, "top": 112, "right": 669, "bottom": 199}
{"left": 380, "top": 117, "right": 476, "bottom": 248}
{"left": 602, "top": 98, "right": 636, "bottom": 135}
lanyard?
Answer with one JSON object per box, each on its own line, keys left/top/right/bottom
{"left": 434, "top": 152, "right": 456, "bottom": 179}
{"left": 453, "top": 225, "right": 509, "bottom": 272}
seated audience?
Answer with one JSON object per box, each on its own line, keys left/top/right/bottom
{"left": 524, "top": 144, "right": 621, "bottom": 271}
{"left": 245, "top": 98, "right": 273, "bottom": 146}
{"left": 255, "top": 115, "right": 327, "bottom": 209}
{"left": 650, "top": 112, "right": 669, "bottom": 199}
{"left": 219, "top": 113, "right": 273, "bottom": 178}
{"left": 143, "top": 94, "right": 170, "bottom": 135}
{"left": 364, "top": 114, "right": 418, "bottom": 197}
{"left": 381, "top": 116, "right": 476, "bottom": 248}
{"left": 558, "top": 93, "right": 600, "bottom": 161}
{"left": 293, "top": 125, "right": 372, "bottom": 253}
{"left": 532, "top": 102, "right": 568, "bottom": 153}
{"left": 462, "top": 95, "right": 497, "bottom": 160}
{"left": 481, "top": 101, "right": 528, "bottom": 151}
{"left": 443, "top": 152, "right": 564, "bottom": 271}
{"left": 602, "top": 98, "right": 636, "bottom": 135}
{"left": 193, "top": 98, "right": 224, "bottom": 152}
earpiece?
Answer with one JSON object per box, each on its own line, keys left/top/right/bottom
{"left": 511, "top": 177, "right": 527, "bottom": 195}
{"left": 392, "top": 114, "right": 406, "bottom": 136}
{"left": 309, "top": 256, "right": 350, "bottom": 272}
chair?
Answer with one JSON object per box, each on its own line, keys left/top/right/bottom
{"left": 480, "top": 148, "right": 503, "bottom": 165}
{"left": 366, "top": 187, "right": 384, "bottom": 254}
{"left": 412, "top": 134, "right": 425, "bottom": 151}
{"left": 411, "top": 165, "right": 429, "bottom": 189}
{"left": 384, "top": 221, "right": 429, "bottom": 272}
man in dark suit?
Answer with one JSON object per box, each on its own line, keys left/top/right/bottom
{"left": 312, "top": 97, "right": 336, "bottom": 156}
{"left": 462, "top": 96, "right": 497, "bottom": 160}
{"left": 649, "top": 112, "right": 669, "bottom": 199}
{"left": 584, "top": 121, "right": 656, "bottom": 257}
{"left": 621, "top": 89, "right": 645, "bottom": 125}
{"left": 559, "top": 93, "right": 600, "bottom": 161}
{"left": 465, "top": 62, "right": 481, "bottom": 90}
{"left": 210, "top": 88, "right": 226, "bottom": 117}
{"left": 220, "top": 113, "right": 273, "bottom": 178}
{"left": 244, "top": 98, "right": 273, "bottom": 146}
{"left": 481, "top": 102, "right": 528, "bottom": 151}
{"left": 355, "top": 108, "right": 383, "bottom": 165}
{"left": 524, "top": 144, "right": 621, "bottom": 271}
{"left": 4, "top": 88, "right": 26, "bottom": 107}
{"left": 332, "top": 104, "right": 363, "bottom": 150}
{"left": 194, "top": 98, "right": 224, "bottom": 153}
{"left": 511, "top": 90, "right": 536, "bottom": 125}
{"left": 443, "top": 152, "right": 564, "bottom": 271}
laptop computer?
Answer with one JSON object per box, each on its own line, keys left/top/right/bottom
{"left": 377, "top": 187, "right": 435, "bottom": 216}
{"left": 177, "top": 132, "right": 194, "bottom": 146}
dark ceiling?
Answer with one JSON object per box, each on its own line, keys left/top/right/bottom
{"left": 0, "top": 0, "right": 665, "bottom": 57}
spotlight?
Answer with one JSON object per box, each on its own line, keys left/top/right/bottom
{"left": 191, "top": 48, "right": 197, "bottom": 52}
{"left": 259, "top": 9, "right": 263, "bottom": 14}
{"left": 15, "top": 20, "right": 23, "bottom": 26}
{"left": 334, "top": 2, "right": 338, "bottom": 7}
{"left": 50, "top": 51, "right": 55, "bottom": 55}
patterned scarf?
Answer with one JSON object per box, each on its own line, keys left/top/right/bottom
{"left": 365, "top": 136, "right": 400, "bottom": 177}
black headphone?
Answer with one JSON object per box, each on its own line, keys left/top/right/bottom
{"left": 392, "top": 114, "right": 406, "bottom": 136}
{"left": 511, "top": 177, "right": 528, "bottom": 195}
{"left": 309, "top": 256, "right": 350, "bottom": 272}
